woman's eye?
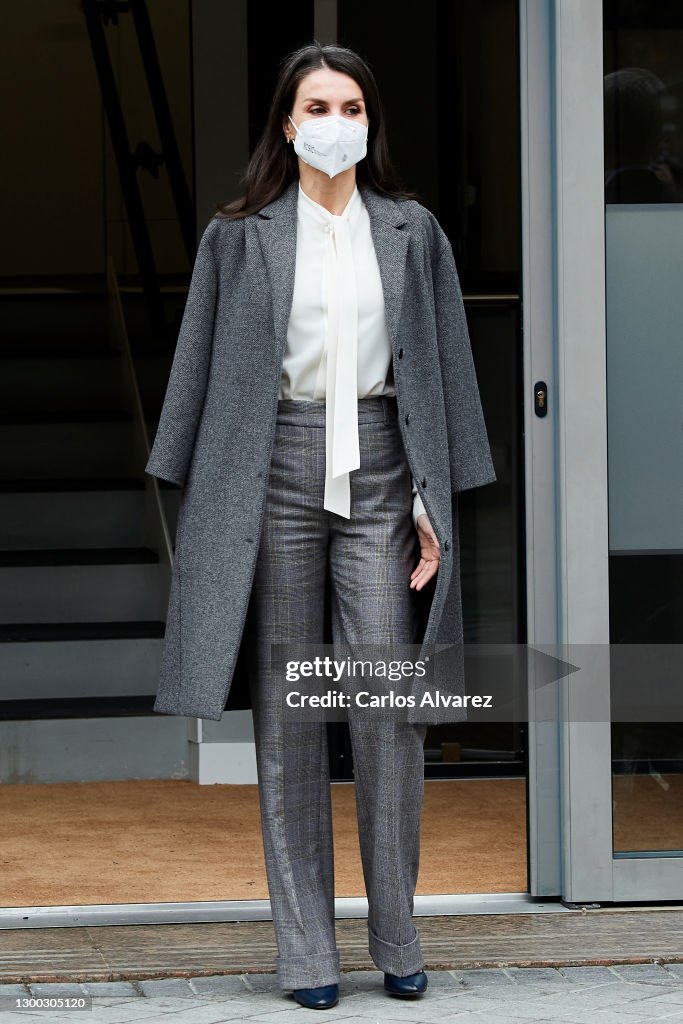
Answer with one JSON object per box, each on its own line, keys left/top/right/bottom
{"left": 309, "top": 106, "right": 362, "bottom": 115}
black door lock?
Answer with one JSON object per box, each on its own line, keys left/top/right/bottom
{"left": 534, "top": 381, "right": 548, "bottom": 417}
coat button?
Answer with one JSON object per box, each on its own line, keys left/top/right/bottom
{"left": 398, "top": 347, "right": 404, "bottom": 359}
{"left": 405, "top": 412, "right": 410, "bottom": 425}
{"left": 421, "top": 476, "right": 427, "bottom": 488}
{"left": 444, "top": 538, "right": 450, "bottom": 551}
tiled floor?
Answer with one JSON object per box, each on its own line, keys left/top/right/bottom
{"left": 3, "top": 964, "right": 683, "bottom": 1023}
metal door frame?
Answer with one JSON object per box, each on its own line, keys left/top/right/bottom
{"left": 520, "top": 0, "right": 563, "bottom": 898}
{"left": 537, "top": 0, "right": 683, "bottom": 901}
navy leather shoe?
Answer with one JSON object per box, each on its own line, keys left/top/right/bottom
{"left": 384, "top": 970, "right": 428, "bottom": 997}
{"left": 292, "top": 983, "right": 339, "bottom": 1009}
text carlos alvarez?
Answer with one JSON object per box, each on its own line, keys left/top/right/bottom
{"left": 285, "top": 690, "right": 494, "bottom": 708}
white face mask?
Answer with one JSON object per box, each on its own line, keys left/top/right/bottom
{"left": 288, "top": 113, "right": 368, "bottom": 178}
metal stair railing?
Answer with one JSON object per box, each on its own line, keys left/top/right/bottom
{"left": 82, "top": 0, "right": 196, "bottom": 335}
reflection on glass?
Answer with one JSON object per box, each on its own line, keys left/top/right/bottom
{"left": 604, "top": 0, "right": 683, "bottom": 855}
{"left": 604, "top": 68, "right": 680, "bottom": 203}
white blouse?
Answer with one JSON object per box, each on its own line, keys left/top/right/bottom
{"left": 280, "top": 181, "right": 427, "bottom": 528}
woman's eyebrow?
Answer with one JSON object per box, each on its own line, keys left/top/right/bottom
{"left": 303, "top": 96, "right": 365, "bottom": 104}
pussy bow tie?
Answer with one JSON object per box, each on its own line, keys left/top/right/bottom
{"left": 323, "top": 213, "right": 360, "bottom": 518}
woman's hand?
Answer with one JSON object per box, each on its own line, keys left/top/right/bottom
{"left": 410, "top": 513, "right": 440, "bottom": 591}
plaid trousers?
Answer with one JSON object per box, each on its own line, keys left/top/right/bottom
{"left": 244, "top": 396, "right": 428, "bottom": 990}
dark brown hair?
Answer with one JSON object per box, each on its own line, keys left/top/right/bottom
{"left": 215, "top": 41, "right": 420, "bottom": 219}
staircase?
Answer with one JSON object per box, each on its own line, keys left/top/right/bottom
{"left": 0, "top": 290, "right": 181, "bottom": 734}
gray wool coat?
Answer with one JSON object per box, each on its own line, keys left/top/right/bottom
{"left": 145, "top": 176, "right": 497, "bottom": 725}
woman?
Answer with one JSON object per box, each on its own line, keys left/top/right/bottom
{"left": 145, "top": 42, "right": 496, "bottom": 1011}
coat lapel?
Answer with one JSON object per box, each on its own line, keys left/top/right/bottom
{"left": 254, "top": 179, "right": 298, "bottom": 369}
{"left": 254, "top": 177, "right": 411, "bottom": 368}
{"left": 358, "top": 182, "right": 411, "bottom": 353}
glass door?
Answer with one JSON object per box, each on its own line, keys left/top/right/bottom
{"left": 605, "top": 0, "right": 683, "bottom": 893}
{"left": 333, "top": 0, "right": 524, "bottom": 786}
{"left": 334, "top": 0, "right": 532, "bottom": 901}
{"left": 331, "top": 0, "right": 571, "bottom": 903}
{"left": 555, "top": 0, "right": 683, "bottom": 903}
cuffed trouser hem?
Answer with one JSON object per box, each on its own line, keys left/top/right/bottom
{"left": 367, "top": 922, "right": 425, "bottom": 977}
{"left": 276, "top": 949, "right": 341, "bottom": 990}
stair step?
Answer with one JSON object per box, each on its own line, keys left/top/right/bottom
{"left": 0, "top": 409, "right": 132, "bottom": 424}
{"left": 0, "top": 696, "right": 156, "bottom": 721}
{"left": 1, "top": 355, "right": 127, "bottom": 414}
{"left": 0, "top": 342, "right": 120, "bottom": 359}
{"left": 1, "top": 353, "right": 170, "bottom": 419}
{"left": 0, "top": 547, "right": 159, "bottom": 567}
{"left": 0, "top": 621, "right": 165, "bottom": 641}
{"left": 1, "top": 631, "right": 166, "bottom": 704}
{"left": 0, "top": 421, "right": 142, "bottom": 477}
{"left": 0, "top": 563, "right": 166, "bottom": 621}
{"left": 0, "top": 486, "right": 180, "bottom": 549}
{"left": 0, "top": 476, "right": 145, "bottom": 493}
{"left": 0, "top": 488, "right": 168, "bottom": 549}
